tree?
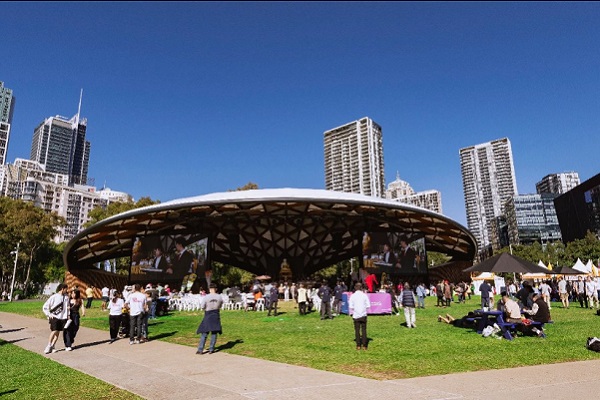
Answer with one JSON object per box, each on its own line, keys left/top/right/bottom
{"left": 230, "top": 182, "right": 259, "bottom": 192}
{"left": 0, "top": 197, "right": 65, "bottom": 296}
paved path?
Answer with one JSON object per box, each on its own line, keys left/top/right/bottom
{"left": 2, "top": 311, "right": 600, "bottom": 400}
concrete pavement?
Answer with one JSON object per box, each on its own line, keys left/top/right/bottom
{"left": 1, "top": 311, "right": 600, "bottom": 400}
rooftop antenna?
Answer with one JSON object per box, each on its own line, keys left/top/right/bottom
{"left": 396, "top": 171, "right": 400, "bottom": 181}
{"left": 76, "top": 88, "right": 83, "bottom": 125}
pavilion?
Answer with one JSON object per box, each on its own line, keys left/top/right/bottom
{"left": 64, "top": 188, "right": 477, "bottom": 289}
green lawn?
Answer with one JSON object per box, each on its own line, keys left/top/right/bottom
{"left": 0, "top": 338, "right": 143, "bottom": 400}
{"left": 2, "top": 296, "right": 600, "bottom": 380}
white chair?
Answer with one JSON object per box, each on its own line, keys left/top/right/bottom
{"left": 256, "top": 298, "right": 265, "bottom": 311}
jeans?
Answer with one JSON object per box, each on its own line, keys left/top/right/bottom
{"left": 353, "top": 316, "right": 368, "bottom": 348}
{"left": 198, "top": 332, "right": 217, "bottom": 353}
{"left": 130, "top": 314, "right": 143, "bottom": 341}
{"left": 320, "top": 300, "right": 332, "bottom": 319}
{"left": 86, "top": 298, "right": 93, "bottom": 309}
{"left": 298, "top": 301, "right": 306, "bottom": 315}
{"left": 417, "top": 295, "right": 425, "bottom": 308}
{"left": 268, "top": 300, "right": 278, "bottom": 316}
{"left": 150, "top": 300, "right": 157, "bottom": 319}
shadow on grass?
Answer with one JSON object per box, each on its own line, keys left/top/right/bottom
{"left": 0, "top": 389, "right": 18, "bottom": 395}
{"left": 150, "top": 331, "right": 178, "bottom": 340}
{"left": 0, "top": 327, "right": 25, "bottom": 334}
{"left": 215, "top": 339, "right": 244, "bottom": 351}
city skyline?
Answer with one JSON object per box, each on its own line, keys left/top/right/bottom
{"left": 3, "top": 3, "right": 600, "bottom": 227}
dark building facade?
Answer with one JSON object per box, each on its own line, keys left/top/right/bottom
{"left": 554, "top": 173, "right": 600, "bottom": 243}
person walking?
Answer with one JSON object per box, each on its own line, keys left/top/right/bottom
{"left": 297, "top": 283, "right": 308, "bottom": 315}
{"left": 108, "top": 291, "right": 125, "bottom": 343}
{"left": 196, "top": 283, "right": 223, "bottom": 354}
{"left": 333, "top": 280, "right": 347, "bottom": 316}
{"left": 416, "top": 283, "right": 426, "bottom": 309}
{"left": 318, "top": 280, "right": 333, "bottom": 320}
{"left": 349, "top": 282, "right": 370, "bottom": 350}
{"left": 267, "top": 282, "right": 279, "bottom": 316}
{"left": 63, "top": 289, "right": 85, "bottom": 351}
{"left": 85, "top": 285, "right": 94, "bottom": 309}
{"left": 101, "top": 286, "right": 110, "bottom": 312}
{"left": 125, "top": 284, "right": 147, "bottom": 345}
{"left": 400, "top": 282, "right": 417, "bottom": 328}
{"left": 42, "top": 283, "right": 70, "bottom": 354}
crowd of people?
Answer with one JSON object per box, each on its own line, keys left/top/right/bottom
{"left": 41, "top": 272, "right": 595, "bottom": 354}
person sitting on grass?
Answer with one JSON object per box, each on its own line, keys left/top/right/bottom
{"left": 437, "top": 312, "right": 477, "bottom": 329}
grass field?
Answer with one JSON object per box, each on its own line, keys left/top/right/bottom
{"left": 0, "top": 337, "right": 143, "bottom": 400}
{"left": 2, "top": 295, "right": 600, "bottom": 380}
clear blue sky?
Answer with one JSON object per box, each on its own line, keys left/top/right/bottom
{"left": 3, "top": 2, "right": 600, "bottom": 226}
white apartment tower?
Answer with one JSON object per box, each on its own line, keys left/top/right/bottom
{"left": 536, "top": 172, "right": 580, "bottom": 195}
{"left": 0, "top": 81, "right": 15, "bottom": 165}
{"left": 324, "top": 117, "right": 385, "bottom": 197}
{"left": 460, "top": 137, "right": 518, "bottom": 249}
{"left": 385, "top": 173, "right": 443, "bottom": 214}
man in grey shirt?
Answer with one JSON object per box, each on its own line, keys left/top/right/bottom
{"left": 196, "top": 283, "right": 223, "bottom": 354}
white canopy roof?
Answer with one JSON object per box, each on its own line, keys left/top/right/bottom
{"left": 472, "top": 272, "right": 495, "bottom": 280}
{"left": 573, "top": 258, "right": 591, "bottom": 274}
{"left": 538, "top": 260, "right": 547, "bottom": 269}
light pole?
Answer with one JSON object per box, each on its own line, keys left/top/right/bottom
{"left": 9, "top": 241, "right": 20, "bottom": 302}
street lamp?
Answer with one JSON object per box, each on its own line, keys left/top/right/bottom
{"left": 9, "top": 241, "right": 20, "bottom": 302}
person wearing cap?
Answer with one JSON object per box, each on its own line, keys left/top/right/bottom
{"left": 42, "top": 283, "right": 70, "bottom": 354}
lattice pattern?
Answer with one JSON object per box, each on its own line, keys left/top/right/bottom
{"left": 64, "top": 189, "right": 477, "bottom": 279}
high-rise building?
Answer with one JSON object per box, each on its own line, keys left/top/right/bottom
{"left": 385, "top": 173, "right": 443, "bottom": 214}
{"left": 3, "top": 158, "right": 131, "bottom": 242}
{"left": 0, "top": 81, "right": 15, "bottom": 165}
{"left": 536, "top": 172, "right": 580, "bottom": 195}
{"left": 460, "top": 137, "right": 518, "bottom": 250}
{"left": 324, "top": 117, "right": 385, "bottom": 197}
{"left": 505, "top": 193, "right": 562, "bottom": 245}
{"left": 30, "top": 111, "right": 90, "bottom": 186}
{"left": 554, "top": 172, "right": 600, "bottom": 243}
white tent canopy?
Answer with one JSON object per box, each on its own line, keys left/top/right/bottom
{"left": 538, "top": 260, "right": 547, "bottom": 269}
{"left": 573, "top": 258, "right": 591, "bottom": 274}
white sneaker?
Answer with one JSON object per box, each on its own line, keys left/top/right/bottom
{"left": 44, "top": 345, "right": 53, "bottom": 354}
{"left": 65, "top": 347, "right": 72, "bottom": 351}
{"left": 134, "top": 339, "right": 140, "bottom": 344}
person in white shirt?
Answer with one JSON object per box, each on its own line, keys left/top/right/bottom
{"left": 586, "top": 277, "right": 598, "bottom": 309}
{"left": 125, "top": 284, "right": 147, "bottom": 344}
{"left": 539, "top": 281, "right": 552, "bottom": 310}
{"left": 349, "top": 282, "right": 371, "bottom": 350}
{"left": 108, "top": 291, "right": 125, "bottom": 343}
{"left": 558, "top": 277, "right": 569, "bottom": 309}
{"left": 42, "top": 283, "right": 70, "bottom": 354}
{"left": 101, "top": 286, "right": 110, "bottom": 311}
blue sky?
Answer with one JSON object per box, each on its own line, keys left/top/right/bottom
{"left": 3, "top": 2, "right": 599, "bottom": 226}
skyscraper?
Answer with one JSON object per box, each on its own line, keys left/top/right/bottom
{"left": 30, "top": 92, "right": 90, "bottom": 185}
{"left": 460, "top": 137, "right": 518, "bottom": 250}
{"left": 0, "top": 81, "right": 15, "bottom": 165}
{"left": 536, "top": 172, "right": 580, "bottom": 195}
{"left": 324, "top": 117, "right": 385, "bottom": 197}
